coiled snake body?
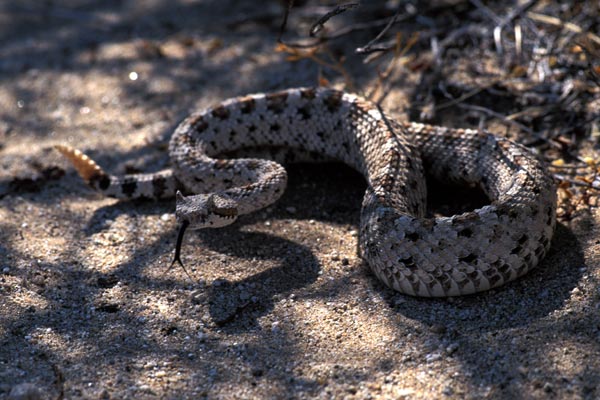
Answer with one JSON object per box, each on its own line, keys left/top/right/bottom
{"left": 57, "top": 87, "right": 557, "bottom": 297}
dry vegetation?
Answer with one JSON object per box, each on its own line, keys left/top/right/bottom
{"left": 278, "top": 0, "right": 600, "bottom": 219}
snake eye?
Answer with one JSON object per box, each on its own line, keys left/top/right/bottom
{"left": 207, "top": 194, "right": 238, "bottom": 218}
{"left": 213, "top": 206, "right": 237, "bottom": 218}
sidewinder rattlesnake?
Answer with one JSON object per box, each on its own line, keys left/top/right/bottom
{"left": 56, "top": 87, "right": 557, "bottom": 297}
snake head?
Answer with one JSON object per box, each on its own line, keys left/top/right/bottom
{"left": 175, "top": 191, "right": 238, "bottom": 229}
{"left": 171, "top": 191, "right": 238, "bottom": 271}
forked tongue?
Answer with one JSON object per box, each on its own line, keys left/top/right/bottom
{"left": 168, "top": 220, "right": 193, "bottom": 281}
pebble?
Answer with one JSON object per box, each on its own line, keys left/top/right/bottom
{"left": 442, "top": 385, "right": 454, "bottom": 396}
{"left": 271, "top": 321, "right": 281, "bottom": 333}
{"left": 286, "top": 206, "right": 297, "bottom": 214}
{"left": 396, "top": 388, "right": 415, "bottom": 396}
{"left": 160, "top": 213, "right": 171, "bottom": 221}
{"left": 430, "top": 324, "right": 446, "bottom": 334}
{"left": 425, "top": 353, "right": 442, "bottom": 363}
{"left": 445, "top": 343, "right": 459, "bottom": 355}
{"left": 138, "top": 384, "right": 152, "bottom": 392}
{"left": 9, "top": 382, "right": 42, "bottom": 400}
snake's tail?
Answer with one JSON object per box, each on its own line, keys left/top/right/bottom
{"left": 55, "top": 144, "right": 111, "bottom": 191}
{"left": 55, "top": 144, "right": 179, "bottom": 199}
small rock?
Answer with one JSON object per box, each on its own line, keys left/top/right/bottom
{"left": 8, "top": 382, "right": 42, "bottom": 400}
{"left": 445, "top": 342, "right": 459, "bottom": 355}
{"left": 425, "top": 353, "right": 442, "bottom": 363}
{"left": 395, "top": 388, "right": 415, "bottom": 396}
{"left": 286, "top": 206, "right": 297, "bottom": 214}
{"left": 271, "top": 321, "right": 281, "bottom": 333}
{"left": 160, "top": 213, "right": 171, "bottom": 221}
{"left": 155, "top": 369, "right": 167, "bottom": 378}
{"left": 430, "top": 324, "right": 446, "bottom": 334}
{"left": 138, "top": 384, "right": 153, "bottom": 393}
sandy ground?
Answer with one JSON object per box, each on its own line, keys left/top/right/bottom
{"left": 1, "top": 1, "right": 600, "bottom": 399}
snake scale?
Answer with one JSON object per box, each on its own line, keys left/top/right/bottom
{"left": 56, "top": 87, "right": 557, "bottom": 297}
